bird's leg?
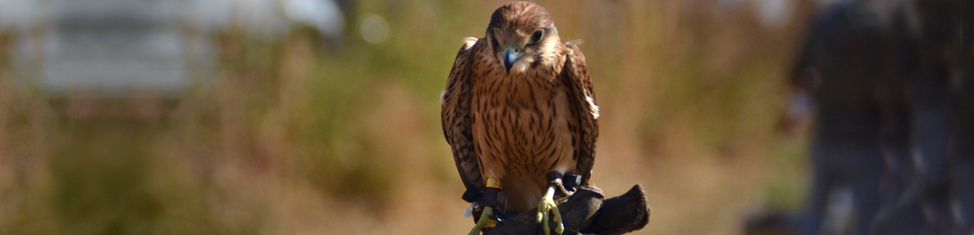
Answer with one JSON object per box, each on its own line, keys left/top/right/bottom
{"left": 537, "top": 172, "right": 566, "bottom": 235}
{"left": 468, "top": 206, "right": 494, "bottom": 235}
{"left": 469, "top": 178, "right": 503, "bottom": 235}
{"left": 562, "top": 173, "right": 582, "bottom": 194}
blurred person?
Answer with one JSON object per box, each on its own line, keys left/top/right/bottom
{"left": 873, "top": 3, "right": 916, "bottom": 218}
{"left": 944, "top": 2, "right": 974, "bottom": 233}
{"left": 872, "top": 1, "right": 974, "bottom": 234}
{"left": 915, "top": 0, "right": 973, "bottom": 233}
{"left": 791, "top": 2, "right": 885, "bottom": 234}
{"left": 932, "top": 1, "right": 974, "bottom": 233}
{"left": 758, "top": 1, "right": 910, "bottom": 234}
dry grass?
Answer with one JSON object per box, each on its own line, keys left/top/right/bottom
{"left": 0, "top": 1, "right": 821, "bottom": 234}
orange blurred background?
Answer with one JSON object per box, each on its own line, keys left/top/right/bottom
{"left": 0, "top": 1, "right": 821, "bottom": 234}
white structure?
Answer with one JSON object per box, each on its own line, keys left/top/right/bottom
{"left": 0, "top": 0, "right": 344, "bottom": 97}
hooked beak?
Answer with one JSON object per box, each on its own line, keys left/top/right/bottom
{"left": 503, "top": 45, "right": 521, "bottom": 72}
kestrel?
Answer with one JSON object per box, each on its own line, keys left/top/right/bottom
{"left": 441, "top": 2, "right": 599, "bottom": 234}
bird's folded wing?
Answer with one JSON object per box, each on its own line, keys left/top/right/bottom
{"left": 442, "top": 37, "right": 485, "bottom": 202}
{"left": 561, "top": 43, "right": 599, "bottom": 186}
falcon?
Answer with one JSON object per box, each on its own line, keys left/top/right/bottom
{"left": 441, "top": 2, "right": 599, "bottom": 234}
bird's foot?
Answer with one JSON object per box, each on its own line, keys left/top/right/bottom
{"left": 468, "top": 206, "right": 498, "bottom": 235}
{"left": 469, "top": 179, "right": 504, "bottom": 235}
{"left": 548, "top": 172, "right": 575, "bottom": 197}
{"left": 537, "top": 186, "right": 565, "bottom": 235}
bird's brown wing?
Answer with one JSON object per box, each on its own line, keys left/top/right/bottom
{"left": 561, "top": 41, "right": 600, "bottom": 186}
{"left": 442, "top": 37, "right": 485, "bottom": 202}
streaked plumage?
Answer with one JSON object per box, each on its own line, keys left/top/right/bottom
{"left": 441, "top": 1, "right": 599, "bottom": 215}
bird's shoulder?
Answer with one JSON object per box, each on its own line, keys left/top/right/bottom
{"left": 562, "top": 41, "right": 594, "bottom": 96}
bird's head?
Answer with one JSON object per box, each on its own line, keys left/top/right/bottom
{"left": 486, "top": 1, "right": 562, "bottom": 74}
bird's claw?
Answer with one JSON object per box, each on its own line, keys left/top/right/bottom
{"left": 536, "top": 186, "right": 564, "bottom": 235}
{"left": 468, "top": 206, "right": 496, "bottom": 235}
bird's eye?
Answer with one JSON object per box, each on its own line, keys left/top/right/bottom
{"left": 529, "top": 29, "right": 544, "bottom": 44}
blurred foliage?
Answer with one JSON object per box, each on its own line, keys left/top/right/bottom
{"left": 0, "top": 1, "right": 822, "bottom": 234}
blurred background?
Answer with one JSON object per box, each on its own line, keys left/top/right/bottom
{"left": 0, "top": 0, "right": 869, "bottom": 234}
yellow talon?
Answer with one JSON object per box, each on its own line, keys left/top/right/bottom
{"left": 537, "top": 186, "right": 565, "bottom": 235}
{"left": 468, "top": 206, "right": 495, "bottom": 235}
{"left": 470, "top": 178, "right": 503, "bottom": 235}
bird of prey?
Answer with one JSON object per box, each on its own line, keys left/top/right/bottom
{"left": 441, "top": 2, "right": 599, "bottom": 234}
